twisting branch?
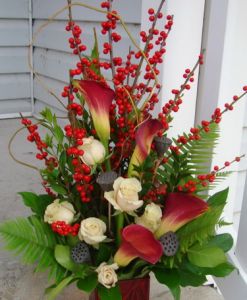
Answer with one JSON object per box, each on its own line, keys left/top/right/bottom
{"left": 29, "top": 1, "right": 160, "bottom": 109}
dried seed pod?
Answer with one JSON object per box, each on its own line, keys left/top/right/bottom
{"left": 159, "top": 231, "right": 179, "bottom": 256}
{"left": 96, "top": 171, "right": 118, "bottom": 191}
{"left": 154, "top": 136, "right": 172, "bottom": 158}
{"left": 71, "top": 242, "right": 91, "bottom": 264}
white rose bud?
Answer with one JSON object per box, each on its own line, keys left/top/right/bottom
{"left": 104, "top": 177, "right": 143, "bottom": 212}
{"left": 135, "top": 203, "right": 162, "bottom": 232}
{"left": 78, "top": 217, "right": 107, "bottom": 246}
{"left": 96, "top": 262, "right": 119, "bottom": 289}
{"left": 78, "top": 136, "right": 106, "bottom": 166}
{"left": 44, "top": 199, "right": 75, "bottom": 224}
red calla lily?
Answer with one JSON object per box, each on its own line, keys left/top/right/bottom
{"left": 73, "top": 80, "right": 115, "bottom": 145}
{"left": 114, "top": 224, "right": 163, "bottom": 266}
{"left": 128, "top": 119, "right": 163, "bottom": 177}
{"left": 155, "top": 193, "right": 209, "bottom": 238}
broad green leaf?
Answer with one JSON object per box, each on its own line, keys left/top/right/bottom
{"left": 206, "top": 234, "right": 233, "bottom": 252}
{"left": 96, "top": 243, "right": 112, "bottom": 265}
{"left": 46, "top": 275, "right": 74, "bottom": 300}
{"left": 178, "top": 269, "right": 206, "bottom": 287}
{"left": 77, "top": 273, "right": 98, "bottom": 293}
{"left": 188, "top": 245, "right": 226, "bottom": 268}
{"left": 97, "top": 284, "right": 122, "bottom": 300}
{"left": 55, "top": 245, "right": 79, "bottom": 272}
{"left": 207, "top": 188, "right": 229, "bottom": 207}
{"left": 153, "top": 268, "right": 181, "bottom": 300}
{"left": 182, "top": 258, "right": 235, "bottom": 277}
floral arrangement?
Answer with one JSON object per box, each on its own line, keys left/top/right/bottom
{"left": 1, "top": 1, "right": 246, "bottom": 299}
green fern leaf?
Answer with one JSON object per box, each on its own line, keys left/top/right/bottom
{"left": 0, "top": 216, "right": 66, "bottom": 282}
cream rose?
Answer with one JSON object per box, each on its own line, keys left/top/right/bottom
{"left": 78, "top": 136, "right": 106, "bottom": 166}
{"left": 104, "top": 177, "right": 143, "bottom": 212}
{"left": 44, "top": 199, "right": 75, "bottom": 224}
{"left": 135, "top": 203, "right": 162, "bottom": 232}
{"left": 96, "top": 262, "right": 119, "bottom": 289}
{"left": 78, "top": 217, "right": 107, "bottom": 246}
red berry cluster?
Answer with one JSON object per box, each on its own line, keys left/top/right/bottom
{"left": 51, "top": 221, "right": 80, "bottom": 236}
{"left": 66, "top": 21, "right": 87, "bottom": 55}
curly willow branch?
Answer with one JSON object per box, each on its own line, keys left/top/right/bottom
{"left": 28, "top": 1, "right": 160, "bottom": 110}
{"left": 8, "top": 125, "right": 41, "bottom": 172}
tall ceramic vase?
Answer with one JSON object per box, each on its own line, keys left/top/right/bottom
{"left": 89, "top": 277, "right": 150, "bottom": 300}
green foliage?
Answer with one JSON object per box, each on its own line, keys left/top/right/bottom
{"left": 19, "top": 192, "right": 53, "bottom": 217}
{"left": 90, "top": 28, "right": 101, "bottom": 76}
{"left": 97, "top": 284, "right": 122, "bottom": 300}
{"left": 0, "top": 216, "right": 65, "bottom": 282}
{"left": 153, "top": 267, "right": 181, "bottom": 300}
{"left": 187, "top": 245, "right": 226, "bottom": 268}
{"left": 45, "top": 275, "right": 75, "bottom": 300}
{"left": 95, "top": 243, "right": 112, "bottom": 265}
{"left": 77, "top": 273, "right": 98, "bottom": 293}
{"left": 178, "top": 269, "right": 206, "bottom": 287}
{"left": 54, "top": 245, "right": 89, "bottom": 276}
{"left": 157, "top": 123, "right": 230, "bottom": 194}
{"left": 205, "top": 233, "right": 233, "bottom": 252}
{"left": 177, "top": 188, "right": 229, "bottom": 253}
{"left": 181, "top": 259, "right": 235, "bottom": 278}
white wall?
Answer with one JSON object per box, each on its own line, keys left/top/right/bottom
{"left": 0, "top": 0, "right": 32, "bottom": 116}
{"left": 141, "top": 0, "right": 205, "bottom": 136}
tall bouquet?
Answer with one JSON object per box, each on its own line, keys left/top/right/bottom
{"left": 1, "top": 1, "right": 246, "bottom": 299}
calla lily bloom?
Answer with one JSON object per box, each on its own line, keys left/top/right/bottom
{"left": 155, "top": 193, "right": 209, "bottom": 238}
{"left": 73, "top": 80, "right": 115, "bottom": 145}
{"left": 128, "top": 119, "right": 163, "bottom": 177}
{"left": 114, "top": 224, "right": 163, "bottom": 266}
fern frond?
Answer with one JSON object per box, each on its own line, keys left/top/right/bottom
{"left": 0, "top": 216, "right": 66, "bottom": 282}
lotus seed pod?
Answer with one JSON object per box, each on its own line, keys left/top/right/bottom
{"left": 159, "top": 231, "right": 179, "bottom": 256}
{"left": 96, "top": 171, "right": 118, "bottom": 192}
{"left": 154, "top": 136, "right": 172, "bottom": 158}
{"left": 71, "top": 242, "right": 91, "bottom": 264}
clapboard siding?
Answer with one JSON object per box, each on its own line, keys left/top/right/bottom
{"left": 34, "top": 48, "right": 77, "bottom": 83}
{"left": 0, "top": 20, "right": 29, "bottom": 46}
{"left": 0, "top": 48, "right": 29, "bottom": 73}
{"left": 33, "top": 0, "right": 142, "bottom": 114}
{"left": 0, "top": 74, "right": 30, "bottom": 100}
{"left": 33, "top": 0, "right": 142, "bottom": 24}
{"left": 0, "top": 99, "right": 31, "bottom": 114}
{"left": 33, "top": 20, "right": 140, "bottom": 56}
{"left": 0, "top": 0, "right": 29, "bottom": 19}
{"left": 33, "top": 75, "right": 67, "bottom": 112}
{"left": 0, "top": 0, "right": 31, "bottom": 116}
